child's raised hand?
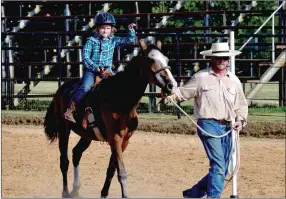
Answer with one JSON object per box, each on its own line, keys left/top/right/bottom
{"left": 128, "top": 23, "right": 136, "bottom": 30}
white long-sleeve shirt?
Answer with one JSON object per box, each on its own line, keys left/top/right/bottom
{"left": 172, "top": 67, "right": 248, "bottom": 123}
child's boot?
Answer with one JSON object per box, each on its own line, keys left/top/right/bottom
{"left": 64, "top": 101, "right": 76, "bottom": 123}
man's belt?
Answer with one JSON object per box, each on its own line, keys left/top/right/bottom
{"left": 200, "top": 118, "right": 231, "bottom": 125}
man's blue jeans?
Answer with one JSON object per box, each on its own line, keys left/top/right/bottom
{"left": 73, "top": 70, "right": 95, "bottom": 104}
{"left": 184, "top": 119, "right": 232, "bottom": 198}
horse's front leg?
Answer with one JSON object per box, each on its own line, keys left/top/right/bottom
{"left": 114, "top": 134, "right": 129, "bottom": 198}
{"left": 101, "top": 153, "right": 117, "bottom": 198}
{"left": 70, "top": 138, "right": 91, "bottom": 198}
{"left": 101, "top": 136, "right": 130, "bottom": 198}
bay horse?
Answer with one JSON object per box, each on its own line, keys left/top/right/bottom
{"left": 44, "top": 39, "right": 177, "bottom": 198}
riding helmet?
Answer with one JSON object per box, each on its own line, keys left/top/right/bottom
{"left": 94, "top": 12, "right": 116, "bottom": 26}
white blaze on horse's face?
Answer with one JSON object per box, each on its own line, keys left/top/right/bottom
{"left": 148, "top": 49, "right": 169, "bottom": 68}
{"left": 148, "top": 49, "right": 178, "bottom": 93}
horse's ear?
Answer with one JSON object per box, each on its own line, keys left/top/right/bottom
{"left": 139, "top": 39, "right": 147, "bottom": 51}
{"left": 156, "top": 40, "right": 162, "bottom": 50}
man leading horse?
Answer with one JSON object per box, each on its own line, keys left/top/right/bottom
{"left": 164, "top": 42, "right": 248, "bottom": 198}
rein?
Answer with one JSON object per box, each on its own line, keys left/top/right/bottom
{"left": 154, "top": 66, "right": 171, "bottom": 74}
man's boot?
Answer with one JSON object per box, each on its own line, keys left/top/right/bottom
{"left": 64, "top": 101, "right": 76, "bottom": 123}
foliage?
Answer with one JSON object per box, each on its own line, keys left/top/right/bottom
{"left": 13, "top": 100, "right": 51, "bottom": 111}
{"left": 110, "top": 8, "right": 123, "bottom": 15}
{"left": 183, "top": 1, "right": 204, "bottom": 11}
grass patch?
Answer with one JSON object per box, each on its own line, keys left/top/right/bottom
{"left": 1, "top": 110, "right": 285, "bottom": 139}
{"left": 248, "top": 105, "right": 286, "bottom": 113}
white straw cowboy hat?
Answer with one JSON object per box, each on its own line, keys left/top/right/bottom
{"left": 200, "top": 42, "right": 241, "bottom": 57}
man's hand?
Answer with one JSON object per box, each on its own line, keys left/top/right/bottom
{"left": 233, "top": 121, "right": 243, "bottom": 131}
{"left": 159, "top": 94, "right": 177, "bottom": 105}
{"left": 128, "top": 23, "right": 136, "bottom": 30}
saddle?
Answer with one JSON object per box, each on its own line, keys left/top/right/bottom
{"left": 64, "top": 70, "right": 113, "bottom": 129}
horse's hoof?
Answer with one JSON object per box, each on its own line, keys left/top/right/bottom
{"left": 70, "top": 185, "right": 82, "bottom": 198}
{"left": 101, "top": 195, "right": 107, "bottom": 198}
{"left": 62, "top": 191, "right": 72, "bottom": 198}
{"left": 70, "top": 190, "right": 80, "bottom": 198}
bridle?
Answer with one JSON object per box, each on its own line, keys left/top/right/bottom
{"left": 153, "top": 66, "right": 171, "bottom": 74}
{"left": 140, "top": 43, "right": 175, "bottom": 93}
{"left": 142, "top": 45, "right": 171, "bottom": 75}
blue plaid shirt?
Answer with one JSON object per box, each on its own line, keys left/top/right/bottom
{"left": 82, "top": 29, "right": 136, "bottom": 72}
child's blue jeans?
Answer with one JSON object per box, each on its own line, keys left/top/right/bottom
{"left": 73, "top": 70, "right": 95, "bottom": 104}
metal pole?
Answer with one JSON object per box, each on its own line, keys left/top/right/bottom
{"left": 272, "top": 15, "right": 275, "bottom": 63}
{"left": 78, "top": 39, "right": 83, "bottom": 78}
{"left": 250, "top": 49, "right": 253, "bottom": 88}
{"left": 147, "top": 14, "right": 150, "bottom": 29}
{"left": 28, "top": 65, "right": 31, "bottom": 95}
{"left": 8, "top": 38, "right": 15, "bottom": 109}
{"left": 280, "top": 66, "right": 285, "bottom": 106}
{"left": 57, "top": 35, "right": 62, "bottom": 88}
{"left": 230, "top": 31, "right": 238, "bottom": 198}
{"left": 279, "top": 0, "right": 285, "bottom": 106}
{"left": 19, "top": 3, "right": 22, "bottom": 17}
{"left": 65, "top": 4, "right": 71, "bottom": 78}
{"left": 2, "top": 49, "right": 7, "bottom": 102}
{"left": 175, "top": 34, "right": 181, "bottom": 119}
{"left": 205, "top": 0, "right": 210, "bottom": 43}
{"left": 5, "top": 45, "right": 13, "bottom": 109}
{"left": 205, "top": 0, "right": 210, "bottom": 70}
{"left": 5, "top": 49, "right": 10, "bottom": 109}
{"left": 282, "top": 2, "right": 286, "bottom": 106}
{"left": 149, "top": 84, "right": 156, "bottom": 113}
{"left": 2, "top": 5, "right": 7, "bottom": 108}
{"left": 230, "top": 32, "right": 235, "bottom": 73}
{"left": 135, "top": 1, "right": 139, "bottom": 28}
{"left": 145, "top": 12, "right": 155, "bottom": 113}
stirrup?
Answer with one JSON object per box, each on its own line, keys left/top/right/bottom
{"left": 65, "top": 115, "right": 76, "bottom": 123}
{"left": 64, "top": 111, "right": 76, "bottom": 123}
{"left": 85, "top": 107, "right": 97, "bottom": 128}
{"left": 85, "top": 106, "right": 93, "bottom": 113}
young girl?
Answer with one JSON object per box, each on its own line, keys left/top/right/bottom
{"left": 64, "top": 12, "right": 136, "bottom": 123}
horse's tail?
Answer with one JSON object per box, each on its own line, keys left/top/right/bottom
{"left": 44, "top": 99, "right": 58, "bottom": 142}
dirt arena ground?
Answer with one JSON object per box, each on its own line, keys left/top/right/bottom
{"left": 2, "top": 125, "right": 285, "bottom": 198}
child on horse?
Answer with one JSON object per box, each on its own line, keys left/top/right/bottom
{"left": 64, "top": 12, "right": 136, "bottom": 123}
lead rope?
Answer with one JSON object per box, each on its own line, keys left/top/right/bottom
{"left": 166, "top": 96, "right": 240, "bottom": 186}
{"left": 219, "top": 82, "right": 240, "bottom": 182}
{"left": 224, "top": 131, "right": 240, "bottom": 188}
{"left": 167, "top": 96, "right": 233, "bottom": 138}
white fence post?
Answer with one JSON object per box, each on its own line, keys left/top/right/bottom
{"left": 230, "top": 31, "right": 238, "bottom": 198}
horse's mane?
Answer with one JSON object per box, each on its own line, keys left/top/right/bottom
{"left": 116, "top": 56, "right": 148, "bottom": 77}
{"left": 98, "top": 44, "right": 162, "bottom": 88}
